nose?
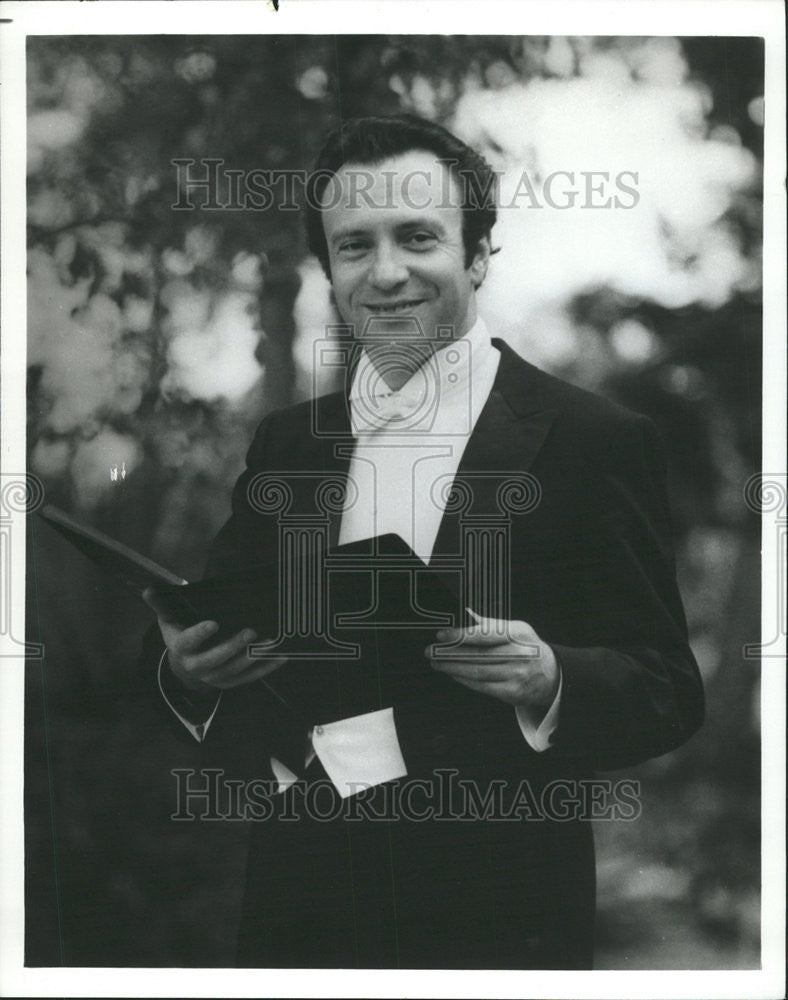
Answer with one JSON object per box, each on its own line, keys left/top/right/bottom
{"left": 368, "top": 242, "right": 408, "bottom": 290}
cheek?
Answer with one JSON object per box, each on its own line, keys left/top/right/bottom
{"left": 434, "top": 274, "right": 470, "bottom": 306}
{"left": 419, "top": 254, "right": 469, "bottom": 294}
{"left": 327, "top": 273, "right": 353, "bottom": 306}
{"left": 331, "top": 264, "right": 365, "bottom": 301}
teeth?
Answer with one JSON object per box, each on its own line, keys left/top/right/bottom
{"left": 367, "top": 301, "right": 422, "bottom": 313}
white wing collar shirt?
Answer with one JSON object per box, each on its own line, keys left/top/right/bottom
{"left": 160, "top": 317, "right": 561, "bottom": 796}
{"left": 343, "top": 315, "right": 499, "bottom": 562}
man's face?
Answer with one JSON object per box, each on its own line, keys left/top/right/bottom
{"left": 320, "top": 150, "right": 488, "bottom": 356}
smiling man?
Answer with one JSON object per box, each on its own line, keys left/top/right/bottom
{"left": 317, "top": 146, "right": 491, "bottom": 391}
{"left": 144, "top": 114, "right": 703, "bottom": 969}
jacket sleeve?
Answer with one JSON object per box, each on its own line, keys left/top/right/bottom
{"left": 547, "top": 412, "right": 704, "bottom": 770}
{"left": 203, "top": 412, "right": 277, "bottom": 578}
{"left": 139, "top": 413, "right": 275, "bottom": 711}
{"left": 142, "top": 412, "right": 310, "bottom": 774}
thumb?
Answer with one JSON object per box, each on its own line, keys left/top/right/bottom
{"left": 444, "top": 609, "right": 511, "bottom": 645}
{"left": 456, "top": 613, "right": 537, "bottom": 646}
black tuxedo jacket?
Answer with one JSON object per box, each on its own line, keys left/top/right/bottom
{"left": 148, "top": 339, "right": 704, "bottom": 969}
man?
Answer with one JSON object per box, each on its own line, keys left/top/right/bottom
{"left": 143, "top": 114, "right": 704, "bottom": 969}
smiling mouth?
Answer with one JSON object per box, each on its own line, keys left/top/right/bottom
{"left": 364, "top": 300, "right": 426, "bottom": 314}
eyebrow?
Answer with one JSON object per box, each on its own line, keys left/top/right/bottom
{"left": 329, "top": 218, "right": 448, "bottom": 248}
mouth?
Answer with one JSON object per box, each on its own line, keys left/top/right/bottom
{"left": 363, "top": 299, "right": 426, "bottom": 314}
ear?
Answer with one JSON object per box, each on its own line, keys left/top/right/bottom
{"left": 468, "top": 235, "right": 492, "bottom": 290}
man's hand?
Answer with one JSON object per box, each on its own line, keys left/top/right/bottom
{"left": 425, "top": 615, "right": 559, "bottom": 713}
{"left": 143, "top": 588, "right": 287, "bottom": 694}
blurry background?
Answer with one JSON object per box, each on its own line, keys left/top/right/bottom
{"left": 25, "top": 35, "right": 762, "bottom": 968}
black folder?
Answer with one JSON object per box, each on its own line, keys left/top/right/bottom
{"left": 38, "top": 504, "right": 470, "bottom": 654}
{"left": 39, "top": 503, "right": 474, "bottom": 730}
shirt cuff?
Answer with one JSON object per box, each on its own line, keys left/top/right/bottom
{"left": 514, "top": 669, "right": 562, "bottom": 752}
{"left": 310, "top": 707, "right": 408, "bottom": 798}
{"left": 157, "top": 650, "right": 222, "bottom": 743}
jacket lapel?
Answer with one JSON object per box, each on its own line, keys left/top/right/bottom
{"left": 310, "top": 391, "right": 354, "bottom": 549}
{"left": 430, "top": 339, "right": 560, "bottom": 568}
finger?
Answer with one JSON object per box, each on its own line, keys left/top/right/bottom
{"left": 435, "top": 617, "right": 521, "bottom": 645}
{"left": 202, "top": 643, "right": 285, "bottom": 682}
{"left": 429, "top": 657, "right": 517, "bottom": 682}
{"left": 210, "top": 656, "right": 289, "bottom": 690}
{"left": 247, "top": 639, "right": 287, "bottom": 660}
{"left": 201, "top": 647, "right": 258, "bottom": 681}
{"left": 170, "top": 618, "right": 221, "bottom": 653}
{"left": 435, "top": 625, "right": 508, "bottom": 646}
{"left": 449, "top": 675, "right": 520, "bottom": 701}
{"left": 184, "top": 628, "right": 257, "bottom": 671}
{"left": 435, "top": 623, "right": 538, "bottom": 653}
{"left": 426, "top": 642, "right": 538, "bottom": 662}
{"left": 159, "top": 618, "right": 218, "bottom": 655}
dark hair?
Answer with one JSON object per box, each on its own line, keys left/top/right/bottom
{"left": 304, "top": 114, "right": 498, "bottom": 278}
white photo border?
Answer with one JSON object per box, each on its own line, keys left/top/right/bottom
{"left": 1, "top": 2, "right": 784, "bottom": 998}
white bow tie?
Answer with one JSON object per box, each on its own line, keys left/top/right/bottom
{"left": 350, "top": 384, "right": 427, "bottom": 435}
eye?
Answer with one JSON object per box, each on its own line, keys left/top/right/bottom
{"left": 337, "top": 240, "right": 369, "bottom": 258}
{"left": 404, "top": 231, "right": 437, "bottom": 249}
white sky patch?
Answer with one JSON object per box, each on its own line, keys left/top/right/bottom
{"left": 609, "top": 318, "right": 659, "bottom": 364}
{"left": 161, "top": 288, "right": 264, "bottom": 403}
{"left": 29, "top": 437, "right": 72, "bottom": 480}
{"left": 27, "top": 250, "right": 149, "bottom": 435}
{"left": 452, "top": 40, "right": 759, "bottom": 358}
{"left": 291, "top": 258, "right": 337, "bottom": 400}
{"left": 27, "top": 234, "right": 263, "bottom": 501}
{"left": 27, "top": 54, "right": 117, "bottom": 173}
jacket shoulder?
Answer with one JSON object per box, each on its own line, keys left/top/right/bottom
{"left": 263, "top": 391, "right": 344, "bottom": 431}
{"left": 244, "top": 391, "right": 345, "bottom": 462}
{"left": 496, "top": 341, "right": 662, "bottom": 476}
